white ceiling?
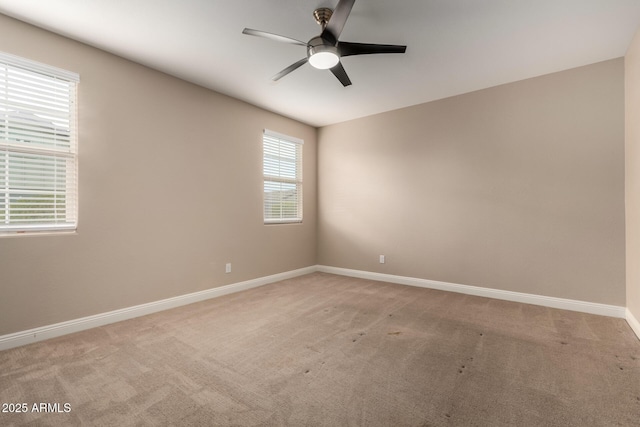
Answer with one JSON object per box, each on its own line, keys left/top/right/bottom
{"left": 0, "top": 0, "right": 639, "bottom": 127}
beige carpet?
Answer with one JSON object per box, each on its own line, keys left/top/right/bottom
{"left": 0, "top": 272, "right": 639, "bottom": 426}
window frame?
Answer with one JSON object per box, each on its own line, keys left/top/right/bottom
{"left": 0, "top": 51, "right": 79, "bottom": 236}
{"left": 262, "top": 129, "right": 303, "bottom": 224}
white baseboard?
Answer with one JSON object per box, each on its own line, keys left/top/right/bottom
{"left": 627, "top": 309, "right": 640, "bottom": 341}
{"left": 2, "top": 265, "right": 635, "bottom": 352}
{"left": 317, "top": 265, "right": 627, "bottom": 319}
{"left": 0, "top": 266, "right": 316, "bottom": 352}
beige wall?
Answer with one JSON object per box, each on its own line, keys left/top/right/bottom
{"left": 318, "top": 59, "right": 625, "bottom": 305}
{"left": 0, "top": 14, "right": 317, "bottom": 335}
{"left": 626, "top": 29, "right": 640, "bottom": 321}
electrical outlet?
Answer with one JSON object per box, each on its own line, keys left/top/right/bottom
{"left": 379, "top": 255, "right": 385, "bottom": 264}
{"left": 225, "top": 263, "right": 232, "bottom": 273}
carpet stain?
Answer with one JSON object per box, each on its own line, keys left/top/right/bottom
{"left": 305, "top": 345, "right": 320, "bottom": 353}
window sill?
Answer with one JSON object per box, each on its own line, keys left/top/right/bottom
{"left": 0, "top": 230, "right": 78, "bottom": 238}
{"left": 264, "top": 220, "right": 303, "bottom": 225}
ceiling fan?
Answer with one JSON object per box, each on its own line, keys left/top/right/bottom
{"left": 242, "top": 0, "right": 407, "bottom": 87}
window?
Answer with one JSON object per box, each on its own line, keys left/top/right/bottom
{"left": 263, "top": 129, "right": 303, "bottom": 224}
{"left": 0, "top": 52, "right": 79, "bottom": 234}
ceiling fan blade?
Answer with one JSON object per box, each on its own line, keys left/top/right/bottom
{"left": 330, "top": 62, "right": 352, "bottom": 87}
{"left": 272, "top": 58, "right": 309, "bottom": 81}
{"left": 338, "top": 42, "right": 407, "bottom": 57}
{"left": 242, "top": 28, "right": 307, "bottom": 46}
{"left": 321, "top": 0, "right": 356, "bottom": 44}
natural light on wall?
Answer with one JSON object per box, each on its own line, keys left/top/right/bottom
{"left": 263, "top": 129, "right": 303, "bottom": 224}
{"left": 0, "top": 52, "right": 79, "bottom": 235}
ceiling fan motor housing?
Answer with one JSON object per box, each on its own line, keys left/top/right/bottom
{"left": 307, "top": 36, "right": 339, "bottom": 69}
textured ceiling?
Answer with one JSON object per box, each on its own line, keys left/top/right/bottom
{"left": 0, "top": 0, "right": 639, "bottom": 127}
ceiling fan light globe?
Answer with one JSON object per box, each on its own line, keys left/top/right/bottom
{"left": 309, "top": 51, "right": 340, "bottom": 69}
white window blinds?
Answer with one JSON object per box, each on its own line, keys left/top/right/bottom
{"left": 0, "top": 52, "right": 79, "bottom": 234}
{"left": 263, "top": 129, "right": 303, "bottom": 224}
